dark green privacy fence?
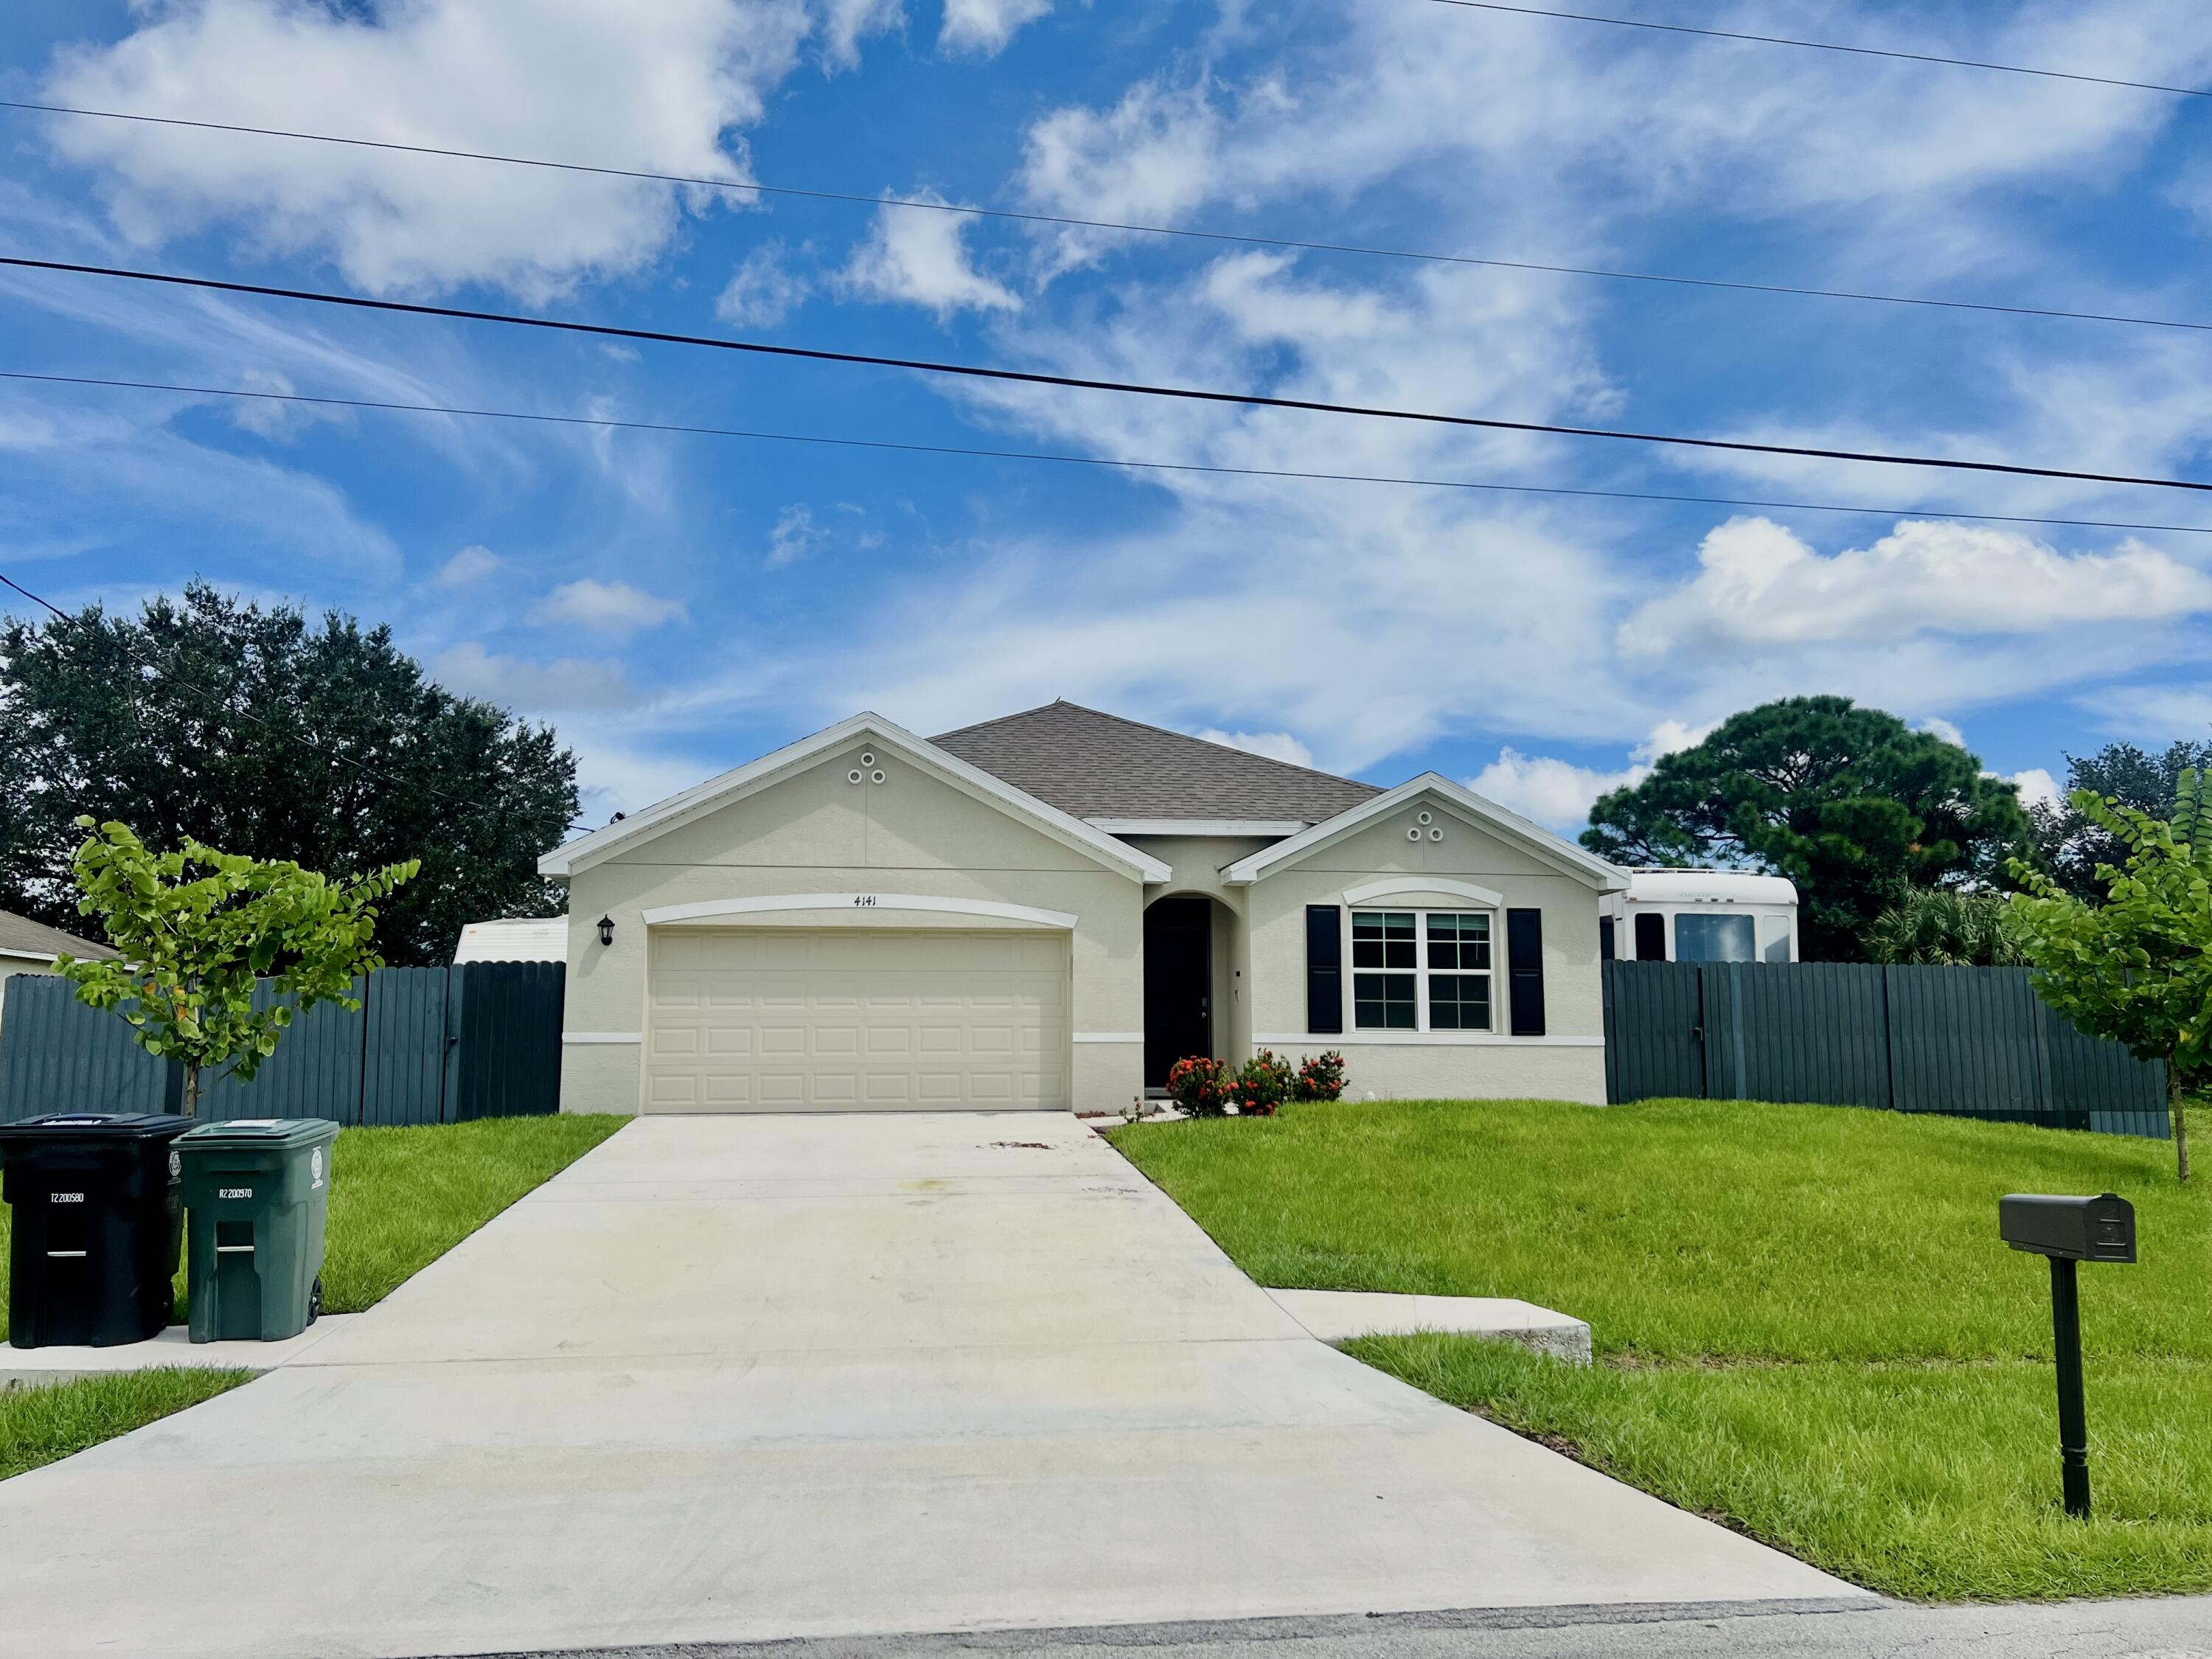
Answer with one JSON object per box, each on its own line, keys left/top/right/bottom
{"left": 0, "top": 963, "right": 564, "bottom": 1124}
{"left": 1603, "top": 961, "right": 2169, "bottom": 1138}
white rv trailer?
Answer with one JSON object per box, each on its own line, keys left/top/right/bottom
{"left": 1599, "top": 869, "right": 1799, "bottom": 964}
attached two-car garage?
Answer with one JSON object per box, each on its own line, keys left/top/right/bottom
{"left": 644, "top": 928, "right": 1071, "bottom": 1113}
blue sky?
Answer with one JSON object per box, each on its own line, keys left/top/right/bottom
{"left": 4, "top": 0, "right": 2212, "bottom": 835}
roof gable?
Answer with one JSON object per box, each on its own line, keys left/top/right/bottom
{"left": 538, "top": 714, "right": 1171, "bottom": 884}
{"left": 1220, "top": 774, "right": 1628, "bottom": 891}
{"left": 931, "top": 700, "right": 1380, "bottom": 824}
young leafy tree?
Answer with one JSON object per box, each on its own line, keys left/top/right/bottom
{"left": 58, "top": 821, "right": 417, "bottom": 1117}
{"left": 1582, "top": 696, "right": 2032, "bottom": 961}
{"left": 0, "top": 583, "right": 578, "bottom": 965}
{"left": 1863, "top": 888, "right": 2030, "bottom": 967}
{"left": 2007, "top": 775, "right": 2211, "bottom": 1183}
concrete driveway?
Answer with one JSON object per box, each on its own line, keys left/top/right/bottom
{"left": 0, "top": 1113, "right": 1867, "bottom": 1657}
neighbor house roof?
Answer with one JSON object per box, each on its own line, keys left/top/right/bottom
{"left": 0, "top": 908, "right": 118, "bottom": 965}
{"left": 932, "top": 700, "right": 1382, "bottom": 826}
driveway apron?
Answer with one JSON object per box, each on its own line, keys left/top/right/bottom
{"left": 0, "top": 1113, "right": 1866, "bottom": 1657}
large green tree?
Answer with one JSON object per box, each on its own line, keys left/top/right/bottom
{"left": 0, "top": 583, "right": 579, "bottom": 966}
{"left": 1582, "top": 696, "right": 2033, "bottom": 961}
{"left": 2028, "top": 738, "right": 2212, "bottom": 902}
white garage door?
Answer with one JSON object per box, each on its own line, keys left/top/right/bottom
{"left": 645, "top": 928, "right": 1070, "bottom": 1113}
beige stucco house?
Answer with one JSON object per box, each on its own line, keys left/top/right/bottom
{"left": 543, "top": 702, "right": 1627, "bottom": 1116}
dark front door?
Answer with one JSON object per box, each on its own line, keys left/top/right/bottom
{"left": 1144, "top": 896, "right": 1212, "bottom": 1088}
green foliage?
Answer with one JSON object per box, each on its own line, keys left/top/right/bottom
{"left": 2030, "top": 739, "right": 2212, "bottom": 903}
{"left": 0, "top": 582, "right": 580, "bottom": 964}
{"left": 1581, "top": 696, "right": 2032, "bottom": 961}
{"left": 60, "top": 820, "right": 417, "bottom": 1113}
{"left": 2008, "top": 774, "right": 2209, "bottom": 1181}
{"left": 1863, "top": 888, "right": 2028, "bottom": 966}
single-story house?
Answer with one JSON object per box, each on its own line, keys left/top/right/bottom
{"left": 541, "top": 701, "right": 1627, "bottom": 1116}
{"left": 0, "top": 908, "right": 118, "bottom": 1035}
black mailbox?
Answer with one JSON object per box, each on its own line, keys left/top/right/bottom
{"left": 2000, "top": 1193, "right": 2136, "bottom": 1264}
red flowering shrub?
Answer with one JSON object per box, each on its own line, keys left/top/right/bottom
{"left": 1290, "top": 1051, "right": 1347, "bottom": 1102}
{"left": 1166, "top": 1055, "right": 1234, "bottom": 1116}
{"left": 1235, "top": 1049, "right": 1295, "bottom": 1116}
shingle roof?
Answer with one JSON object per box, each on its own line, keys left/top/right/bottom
{"left": 932, "top": 700, "right": 1382, "bottom": 824}
{"left": 0, "top": 908, "right": 117, "bottom": 964}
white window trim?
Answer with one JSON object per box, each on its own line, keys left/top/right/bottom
{"left": 1348, "top": 906, "right": 1496, "bottom": 1036}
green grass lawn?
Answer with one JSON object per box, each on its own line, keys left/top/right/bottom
{"left": 1109, "top": 1097, "right": 2212, "bottom": 1601}
{"left": 0, "top": 1113, "right": 628, "bottom": 1480}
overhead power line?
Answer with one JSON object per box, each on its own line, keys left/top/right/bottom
{"left": 7, "top": 254, "right": 2210, "bottom": 495}
{"left": 1423, "top": 1, "right": 2212, "bottom": 99}
{"left": 3, "top": 97, "right": 2205, "bottom": 337}
{"left": 0, "top": 569, "right": 591, "bottom": 832}
{"left": 9, "top": 366, "right": 2210, "bottom": 540}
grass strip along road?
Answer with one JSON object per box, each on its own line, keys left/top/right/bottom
{"left": 0, "top": 1114, "right": 627, "bottom": 1480}
{"left": 1109, "top": 1097, "right": 2212, "bottom": 1600}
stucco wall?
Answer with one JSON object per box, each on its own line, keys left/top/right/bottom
{"left": 1239, "top": 796, "right": 1609, "bottom": 1105}
{"left": 557, "top": 742, "right": 1146, "bottom": 1114}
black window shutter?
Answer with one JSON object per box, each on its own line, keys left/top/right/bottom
{"left": 1306, "top": 905, "right": 1343, "bottom": 1034}
{"left": 1506, "top": 908, "right": 1546, "bottom": 1037}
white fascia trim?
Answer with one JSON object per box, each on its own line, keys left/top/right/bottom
{"left": 0, "top": 948, "right": 60, "bottom": 965}
{"left": 563, "top": 1032, "right": 643, "bottom": 1045}
{"left": 1088, "top": 818, "right": 1310, "bottom": 838}
{"left": 1222, "top": 773, "right": 1629, "bottom": 892}
{"left": 1072, "top": 1032, "right": 1144, "bottom": 1043}
{"left": 641, "top": 893, "right": 1080, "bottom": 930}
{"left": 1341, "top": 876, "right": 1505, "bottom": 908}
{"left": 538, "top": 712, "right": 1169, "bottom": 886}
{"left": 1254, "top": 1032, "right": 1605, "bottom": 1048}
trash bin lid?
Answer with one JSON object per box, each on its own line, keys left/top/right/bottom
{"left": 0, "top": 1113, "right": 193, "bottom": 1142}
{"left": 176, "top": 1117, "right": 341, "bottom": 1148}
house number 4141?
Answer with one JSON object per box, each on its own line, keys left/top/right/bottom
{"left": 852, "top": 894, "right": 877, "bottom": 907}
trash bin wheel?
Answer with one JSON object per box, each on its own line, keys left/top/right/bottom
{"left": 308, "top": 1276, "right": 323, "bottom": 1325}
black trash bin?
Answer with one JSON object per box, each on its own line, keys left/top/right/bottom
{"left": 0, "top": 1113, "right": 190, "bottom": 1349}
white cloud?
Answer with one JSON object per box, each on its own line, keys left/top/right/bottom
{"left": 431, "top": 641, "right": 636, "bottom": 711}
{"left": 940, "top": 0, "right": 1053, "bottom": 56}
{"left": 1197, "top": 728, "right": 1314, "bottom": 768}
{"left": 818, "top": 0, "right": 905, "bottom": 69}
{"left": 2008, "top": 767, "right": 2064, "bottom": 812}
{"left": 1919, "top": 717, "right": 1968, "bottom": 748}
{"left": 227, "top": 368, "right": 349, "bottom": 439}
{"left": 2078, "top": 682, "right": 2212, "bottom": 739}
{"left": 1621, "top": 518, "right": 2212, "bottom": 656}
{"left": 529, "top": 578, "right": 686, "bottom": 638}
{"left": 434, "top": 545, "right": 504, "bottom": 588}
{"left": 38, "top": 0, "right": 855, "bottom": 297}
{"left": 838, "top": 194, "right": 1022, "bottom": 318}
{"left": 768, "top": 504, "right": 829, "bottom": 567}
{"left": 717, "top": 241, "right": 811, "bottom": 329}
{"left": 1467, "top": 748, "right": 1642, "bottom": 834}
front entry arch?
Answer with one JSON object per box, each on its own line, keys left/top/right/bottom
{"left": 1144, "top": 895, "right": 1212, "bottom": 1088}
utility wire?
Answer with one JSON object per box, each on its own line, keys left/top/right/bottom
{"left": 4, "top": 96, "right": 2207, "bottom": 337}
{"left": 7, "top": 254, "right": 2210, "bottom": 495}
{"left": 1422, "top": 1, "right": 2212, "bottom": 98}
{"left": 0, "top": 570, "right": 594, "bottom": 833}
{"left": 10, "top": 366, "right": 2210, "bottom": 539}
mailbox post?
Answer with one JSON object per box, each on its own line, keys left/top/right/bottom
{"left": 1998, "top": 1192, "right": 2137, "bottom": 1519}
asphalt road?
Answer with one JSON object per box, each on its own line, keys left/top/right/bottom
{"left": 477, "top": 1596, "right": 2212, "bottom": 1659}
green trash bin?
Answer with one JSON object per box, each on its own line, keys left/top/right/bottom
{"left": 176, "top": 1119, "right": 338, "bottom": 1343}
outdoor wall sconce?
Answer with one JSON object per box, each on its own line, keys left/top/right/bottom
{"left": 597, "top": 916, "right": 615, "bottom": 947}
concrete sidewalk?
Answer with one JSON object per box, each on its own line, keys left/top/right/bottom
{"left": 0, "top": 1113, "right": 1865, "bottom": 1658}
